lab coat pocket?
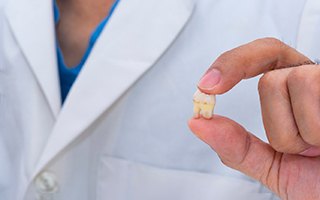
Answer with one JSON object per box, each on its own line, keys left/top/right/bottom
{"left": 97, "top": 156, "right": 277, "bottom": 200}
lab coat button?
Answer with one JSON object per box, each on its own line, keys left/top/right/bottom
{"left": 35, "top": 171, "right": 59, "bottom": 194}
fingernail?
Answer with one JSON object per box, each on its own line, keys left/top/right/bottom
{"left": 198, "top": 69, "right": 221, "bottom": 90}
{"left": 299, "top": 147, "right": 320, "bottom": 157}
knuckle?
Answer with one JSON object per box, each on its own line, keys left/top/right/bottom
{"left": 255, "top": 37, "right": 286, "bottom": 50}
{"left": 257, "top": 37, "right": 281, "bottom": 44}
{"left": 258, "top": 72, "right": 278, "bottom": 95}
{"left": 288, "top": 67, "right": 307, "bottom": 85}
{"left": 288, "top": 67, "right": 320, "bottom": 93}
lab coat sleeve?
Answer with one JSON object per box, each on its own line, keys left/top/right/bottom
{"left": 296, "top": 0, "right": 320, "bottom": 59}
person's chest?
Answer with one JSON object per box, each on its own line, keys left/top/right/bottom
{"left": 0, "top": 0, "right": 309, "bottom": 199}
{"left": 0, "top": 0, "right": 308, "bottom": 169}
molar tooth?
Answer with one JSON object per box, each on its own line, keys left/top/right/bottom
{"left": 198, "top": 92, "right": 206, "bottom": 103}
{"left": 192, "top": 89, "right": 216, "bottom": 119}
{"left": 193, "top": 90, "right": 201, "bottom": 102}
{"left": 204, "top": 95, "right": 211, "bottom": 104}
{"left": 193, "top": 90, "right": 201, "bottom": 118}
{"left": 202, "top": 110, "right": 213, "bottom": 119}
{"left": 209, "top": 94, "right": 215, "bottom": 105}
{"left": 193, "top": 101, "right": 201, "bottom": 119}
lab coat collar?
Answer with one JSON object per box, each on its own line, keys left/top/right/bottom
{"left": 5, "top": 0, "right": 61, "bottom": 118}
{"left": 33, "top": 0, "right": 195, "bottom": 177}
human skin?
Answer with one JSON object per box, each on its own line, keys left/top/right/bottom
{"left": 55, "top": 0, "right": 115, "bottom": 67}
{"left": 189, "top": 38, "right": 320, "bottom": 200}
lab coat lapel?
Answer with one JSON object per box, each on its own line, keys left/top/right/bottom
{"left": 34, "top": 0, "right": 195, "bottom": 175}
{"left": 5, "top": 0, "right": 61, "bottom": 117}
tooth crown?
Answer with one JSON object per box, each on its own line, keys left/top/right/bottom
{"left": 193, "top": 89, "right": 215, "bottom": 119}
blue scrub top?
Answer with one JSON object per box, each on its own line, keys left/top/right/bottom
{"left": 54, "top": 0, "right": 120, "bottom": 103}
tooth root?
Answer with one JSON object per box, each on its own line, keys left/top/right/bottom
{"left": 193, "top": 112, "right": 200, "bottom": 119}
{"left": 202, "top": 110, "right": 213, "bottom": 119}
{"left": 193, "top": 89, "right": 216, "bottom": 119}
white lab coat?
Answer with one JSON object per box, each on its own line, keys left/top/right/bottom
{"left": 1, "top": 0, "right": 319, "bottom": 199}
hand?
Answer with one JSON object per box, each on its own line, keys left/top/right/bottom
{"left": 188, "top": 38, "right": 320, "bottom": 200}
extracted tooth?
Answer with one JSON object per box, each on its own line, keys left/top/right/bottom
{"left": 193, "top": 89, "right": 216, "bottom": 119}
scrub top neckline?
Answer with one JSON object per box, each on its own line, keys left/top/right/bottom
{"left": 54, "top": 0, "right": 120, "bottom": 70}
{"left": 54, "top": 0, "right": 120, "bottom": 103}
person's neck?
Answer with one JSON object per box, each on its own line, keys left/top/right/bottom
{"left": 55, "top": 0, "right": 116, "bottom": 67}
{"left": 56, "top": 0, "right": 115, "bottom": 20}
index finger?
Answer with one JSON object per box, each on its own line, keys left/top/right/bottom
{"left": 198, "top": 38, "right": 313, "bottom": 94}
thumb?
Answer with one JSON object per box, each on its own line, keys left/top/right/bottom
{"left": 188, "top": 116, "right": 282, "bottom": 194}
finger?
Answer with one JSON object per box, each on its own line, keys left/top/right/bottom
{"left": 258, "top": 68, "right": 310, "bottom": 154}
{"left": 198, "top": 38, "right": 312, "bottom": 94}
{"left": 188, "top": 116, "right": 282, "bottom": 195}
{"left": 288, "top": 65, "right": 320, "bottom": 148}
